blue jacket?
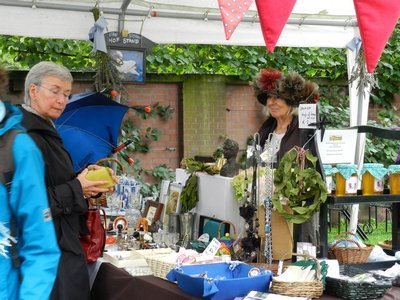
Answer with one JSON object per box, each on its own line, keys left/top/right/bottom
{"left": 0, "top": 103, "right": 60, "bottom": 300}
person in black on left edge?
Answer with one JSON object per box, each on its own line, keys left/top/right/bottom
{"left": 19, "top": 61, "right": 114, "bottom": 300}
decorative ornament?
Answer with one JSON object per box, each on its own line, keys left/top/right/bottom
{"left": 110, "top": 90, "right": 119, "bottom": 97}
{"left": 262, "top": 134, "right": 274, "bottom": 263}
{"left": 218, "top": 0, "right": 253, "bottom": 40}
{"left": 91, "top": 4, "right": 124, "bottom": 97}
{"left": 272, "top": 147, "right": 327, "bottom": 224}
{"left": 255, "top": 0, "right": 296, "bottom": 52}
{"left": 353, "top": 0, "right": 400, "bottom": 73}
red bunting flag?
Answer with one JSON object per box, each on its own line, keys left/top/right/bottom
{"left": 255, "top": 0, "right": 297, "bottom": 52}
{"left": 218, "top": 0, "right": 254, "bottom": 40}
{"left": 353, "top": 0, "right": 400, "bottom": 73}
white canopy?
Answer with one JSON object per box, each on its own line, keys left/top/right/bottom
{"left": 0, "top": 0, "right": 367, "bottom": 159}
{"left": 0, "top": 0, "right": 358, "bottom": 48}
{"left": 0, "top": 0, "right": 370, "bottom": 233}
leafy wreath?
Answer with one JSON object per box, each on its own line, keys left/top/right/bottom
{"left": 272, "top": 146, "right": 327, "bottom": 224}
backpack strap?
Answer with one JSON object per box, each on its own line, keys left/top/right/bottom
{"left": 0, "top": 128, "right": 21, "bottom": 268}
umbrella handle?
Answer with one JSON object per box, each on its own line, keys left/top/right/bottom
{"left": 95, "top": 157, "right": 124, "bottom": 174}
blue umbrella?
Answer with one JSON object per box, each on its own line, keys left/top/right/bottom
{"left": 55, "top": 92, "right": 129, "bottom": 172}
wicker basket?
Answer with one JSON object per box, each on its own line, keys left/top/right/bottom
{"left": 145, "top": 254, "right": 176, "bottom": 279}
{"left": 216, "top": 220, "right": 237, "bottom": 240}
{"left": 325, "top": 265, "right": 392, "bottom": 300}
{"left": 270, "top": 253, "right": 323, "bottom": 299}
{"left": 328, "top": 232, "right": 373, "bottom": 264}
{"left": 217, "top": 220, "right": 237, "bottom": 257}
{"left": 135, "top": 249, "right": 176, "bottom": 279}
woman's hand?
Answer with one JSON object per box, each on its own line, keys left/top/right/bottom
{"left": 87, "top": 164, "right": 118, "bottom": 185}
{"left": 77, "top": 166, "right": 116, "bottom": 198}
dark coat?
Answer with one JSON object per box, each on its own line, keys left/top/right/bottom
{"left": 20, "top": 107, "right": 90, "bottom": 300}
{"left": 259, "top": 116, "right": 307, "bottom": 163}
{"left": 258, "top": 115, "right": 320, "bottom": 246}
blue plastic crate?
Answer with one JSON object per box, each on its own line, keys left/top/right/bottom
{"left": 166, "top": 262, "right": 273, "bottom": 300}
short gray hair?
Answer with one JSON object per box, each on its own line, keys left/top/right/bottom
{"left": 24, "top": 61, "right": 73, "bottom": 105}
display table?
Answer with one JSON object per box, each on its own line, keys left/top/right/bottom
{"left": 90, "top": 262, "right": 201, "bottom": 300}
{"left": 90, "top": 262, "right": 400, "bottom": 300}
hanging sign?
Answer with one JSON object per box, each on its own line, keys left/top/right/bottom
{"left": 106, "top": 32, "right": 141, "bottom": 47}
{"left": 105, "top": 32, "right": 155, "bottom": 52}
{"left": 316, "top": 129, "right": 358, "bottom": 164}
{"left": 298, "top": 104, "right": 317, "bottom": 129}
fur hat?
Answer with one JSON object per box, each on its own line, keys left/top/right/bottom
{"left": 253, "top": 68, "right": 282, "bottom": 105}
{"left": 253, "top": 68, "right": 319, "bottom": 106}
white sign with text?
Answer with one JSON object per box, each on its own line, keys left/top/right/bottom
{"left": 298, "top": 104, "right": 317, "bottom": 129}
{"left": 316, "top": 129, "right": 358, "bottom": 164}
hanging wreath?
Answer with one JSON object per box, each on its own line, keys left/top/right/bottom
{"left": 272, "top": 147, "right": 327, "bottom": 224}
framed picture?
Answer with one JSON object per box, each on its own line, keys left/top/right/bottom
{"left": 162, "top": 182, "right": 183, "bottom": 227}
{"left": 109, "top": 46, "right": 146, "bottom": 83}
{"left": 143, "top": 200, "right": 164, "bottom": 225}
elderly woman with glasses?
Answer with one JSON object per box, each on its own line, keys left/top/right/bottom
{"left": 19, "top": 61, "right": 112, "bottom": 300}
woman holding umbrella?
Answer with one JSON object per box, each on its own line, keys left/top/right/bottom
{"left": 19, "top": 61, "right": 113, "bottom": 300}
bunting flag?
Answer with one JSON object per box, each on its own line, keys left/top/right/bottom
{"left": 353, "top": 0, "right": 400, "bottom": 73}
{"left": 218, "top": 0, "right": 253, "bottom": 40}
{"left": 255, "top": 0, "right": 297, "bottom": 52}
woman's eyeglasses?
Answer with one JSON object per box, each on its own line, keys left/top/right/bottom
{"left": 36, "top": 84, "right": 71, "bottom": 100}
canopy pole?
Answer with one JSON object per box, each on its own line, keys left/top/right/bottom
{"left": 118, "top": 0, "right": 132, "bottom": 33}
{"left": 347, "top": 45, "right": 371, "bottom": 234}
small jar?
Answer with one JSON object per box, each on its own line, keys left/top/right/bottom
{"left": 361, "top": 163, "right": 387, "bottom": 195}
{"left": 323, "top": 164, "right": 337, "bottom": 194}
{"left": 388, "top": 165, "right": 400, "bottom": 194}
{"left": 335, "top": 164, "right": 358, "bottom": 196}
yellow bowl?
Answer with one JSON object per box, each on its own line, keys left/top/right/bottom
{"left": 85, "top": 168, "right": 115, "bottom": 188}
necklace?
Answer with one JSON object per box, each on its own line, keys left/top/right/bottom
{"left": 264, "top": 132, "right": 284, "bottom": 163}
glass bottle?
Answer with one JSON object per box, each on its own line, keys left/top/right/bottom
{"left": 361, "top": 163, "right": 387, "bottom": 195}
{"left": 335, "top": 164, "right": 358, "bottom": 196}
{"left": 388, "top": 165, "right": 400, "bottom": 194}
{"left": 323, "top": 164, "right": 337, "bottom": 195}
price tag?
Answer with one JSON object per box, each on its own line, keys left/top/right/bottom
{"left": 202, "top": 238, "right": 221, "bottom": 257}
{"left": 298, "top": 104, "right": 317, "bottom": 129}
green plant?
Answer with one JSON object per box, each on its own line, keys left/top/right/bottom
{"left": 133, "top": 102, "right": 174, "bottom": 120}
{"left": 179, "top": 158, "right": 219, "bottom": 213}
{"left": 212, "top": 146, "right": 224, "bottom": 161}
{"left": 365, "top": 110, "right": 400, "bottom": 165}
{"left": 2, "top": 22, "right": 400, "bottom": 109}
{"left": 328, "top": 221, "right": 392, "bottom": 245}
{"left": 136, "top": 163, "right": 175, "bottom": 198}
{"left": 272, "top": 147, "right": 328, "bottom": 224}
{"left": 118, "top": 119, "right": 176, "bottom": 198}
